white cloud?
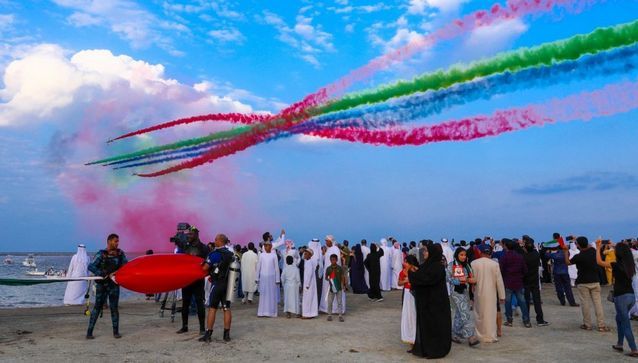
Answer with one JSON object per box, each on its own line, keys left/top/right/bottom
{"left": 0, "top": 44, "right": 258, "bottom": 127}
{"left": 208, "top": 28, "right": 245, "bottom": 44}
{"left": 408, "top": 0, "right": 468, "bottom": 14}
{"left": 295, "top": 134, "right": 336, "bottom": 144}
{"left": 345, "top": 24, "right": 354, "bottom": 33}
{"left": 258, "top": 10, "right": 335, "bottom": 68}
{"left": 0, "top": 13, "right": 14, "bottom": 31}
{"left": 464, "top": 18, "right": 528, "bottom": 58}
{"left": 52, "top": 0, "right": 187, "bottom": 54}
{"left": 331, "top": 3, "right": 389, "bottom": 14}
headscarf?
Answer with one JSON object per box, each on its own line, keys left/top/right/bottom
{"left": 353, "top": 244, "right": 363, "bottom": 262}
{"left": 425, "top": 243, "right": 443, "bottom": 266}
{"left": 75, "top": 244, "right": 89, "bottom": 265}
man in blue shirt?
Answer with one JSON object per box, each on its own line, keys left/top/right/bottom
{"left": 547, "top": 247, "right": 579, "bottom": 307}
{"left": 199, "top": 233, "right": 235, "bottom": 343}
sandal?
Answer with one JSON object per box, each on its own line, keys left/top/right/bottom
{"left": 598, "top": 326, "right": 611, "bottom": 332}
{"left": 612, "top": 345, "right": 624, "bottom": 352}
{"left": 451, "top": 336, "right": 462, "bottom": 344}
{"left": 580, "top": 324, "right": 592, "bottom": 331}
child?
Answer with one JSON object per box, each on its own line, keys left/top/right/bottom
{"left": 325, "top": 254, "right": 346, "bottom": 322}
{"left": 281, "top": 255, "right": 301, "bottom": 318}
{"left": 399, "top": 255, "right": 418, "bottom": 344}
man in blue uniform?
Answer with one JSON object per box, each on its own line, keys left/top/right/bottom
{"left": 200, "top": 233, "right": 235, "bottom": 343}
{"left": 86, "top": 233, "right": 127, "bottom": 339}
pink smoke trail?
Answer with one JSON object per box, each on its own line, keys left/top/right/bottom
{"left": 112, "top": 0, "right": 592, "bottom": 144}
{"left": 107, "top": 113, "right": 275, "bottom": 143}
{"left": 306, "top": 80, "right": 638, "bottom": 146}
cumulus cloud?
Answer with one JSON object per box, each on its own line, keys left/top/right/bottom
{"left": 463, "top": 18, "right": 528, "bottom": 58}
{"left": 408, "top": 0, "right": 468, "bottom": 14}
{"left": 208, "top": 27, "right": 245, "bottom": 44}
{"left": 0, "top": 44, "right": 254, "bottom": 127}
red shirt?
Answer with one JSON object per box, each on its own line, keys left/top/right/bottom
{"left": 399, "top": 270, "right": 411, "bottom": 290}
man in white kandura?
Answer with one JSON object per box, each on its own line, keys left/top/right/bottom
{"left": 360, "top": 239, "right": 371, "bottom": 288}
{"left": 379, "top": 238, "right": 391, "bottom": 291}
{"left": 441, "top": 238, "right": 454, "bottom": 265}
{"left": 319, "top": 235, "right": 346, "bottom": 314}
{"left": 256, "top": 239, "right": 280, "bottom": 317}
{"left": 302, "top": 248, "right": 319, "bottom": 318}
{"left": 391, "top": 242, "right": 403, "bottom": 290}
{"left": 241, "top": 242, "right": 259, "bottom": 304}
{"left": 64, "top": 244, "right": 90, "bottom": 305}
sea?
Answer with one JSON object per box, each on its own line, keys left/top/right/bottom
{"left": 0, "top": 254, "right": 142, "bottom": 308}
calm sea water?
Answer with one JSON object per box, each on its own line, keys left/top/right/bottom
{"left": 0, "top": 254, "right": 142, "bottom": 308}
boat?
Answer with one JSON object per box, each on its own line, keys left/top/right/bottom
{"left": 3, "top": 256, "right": 13, "bottom": 265}
{"left": 25, "top": 269, "right": 46, "bottom": 276}
{"left": 22, "top": 254, "right": 36, "bottom": 268}
{"left": 44, "top": 267, "right": 66, "bottom": 278}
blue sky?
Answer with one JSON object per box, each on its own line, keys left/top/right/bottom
{"left": 0, "top": 0, "right": 637, "bottom": 252}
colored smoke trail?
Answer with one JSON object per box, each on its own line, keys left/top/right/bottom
{"left": 98, "top": 20, "right": 638, "bottom": 169}
{"left": 107, "top": 0, "right": 595, "bottom": 144}
{"left": 307, "top": 80, "right": 638, "bottom": 146}
{"left": 114, "top": 44, "right": 638, "bottom": 169}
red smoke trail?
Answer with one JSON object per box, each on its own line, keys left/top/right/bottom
{"left": 112, "top": 0, "right": 589, "bottom": 144}
{"left": 107, "top": 113, "right": 274, "bottom": 142}
{"left": 307, "top": 80, "right": 638, "bottom": 146}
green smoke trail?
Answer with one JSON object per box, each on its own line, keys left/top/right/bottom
{"left": 91, "top": 19, "right": 638, "bottom": 166}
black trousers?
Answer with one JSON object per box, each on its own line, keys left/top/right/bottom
{"left": 524, "top": 284, "right": 544, "bottom": 323}
{"left": 181, "top": 279, "right": 205, "bottom": 331}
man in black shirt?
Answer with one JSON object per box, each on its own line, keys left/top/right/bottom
{"left": 563, "top": 236, "right": 609, "bottom": 331}
{"left": 176, "top": 227, "right": 210, "bottom": 335}
{"left": 522, "top": 236, "right": 549, "bottom": 326}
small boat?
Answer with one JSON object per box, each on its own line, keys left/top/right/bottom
{"left": 25, "top": 269, "right": 46, "bottom": 276}
{"left": 3, "top": 256, "right": 13, "bottom": 265}
{"left": 22, "top": 254, "right": 36, "bottom": 268}
{"left": 44, "top": 267, "right": 66, "bottom": 278}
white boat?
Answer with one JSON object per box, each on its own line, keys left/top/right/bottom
{"left": 25, "top": 269, "right": 46, "bottom": 276}
{"left": 22, "top": 254, "right": 36, "bottom": 268}
{"left": 3, "top": 256, "right": 12, "bottom": 265}
{"left": 44, "top": 268, "right": 66, "bottom": 278}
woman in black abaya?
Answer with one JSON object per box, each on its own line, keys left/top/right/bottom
{"left": 364, "top": 243, "right": 384, "bottom": 301}
{"left": 408, "top": 244, "right": 452, "bottom": 359}
{"left": 350, "top": 244, "right": 369, "bottom": 294}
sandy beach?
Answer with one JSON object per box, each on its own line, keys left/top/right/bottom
{"left": 0, "top": 284, "right": 635, "bottom": 362}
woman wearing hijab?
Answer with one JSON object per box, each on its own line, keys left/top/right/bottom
{"left": 409, "top": 244, "right": 452, "bottom": 359}
{"left": 350, "top": 244, "right": 369, "bottom": 294}
{"left": 364, "top": 243, "right": 384, "bottom": 302}
{"left": 448, "top": 247, "right": 480, "bottom": 346}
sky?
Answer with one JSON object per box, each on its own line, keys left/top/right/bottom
{"left": 0, "top": 0, "right": 637, "bottom": 252}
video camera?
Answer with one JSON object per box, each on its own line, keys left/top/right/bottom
{"left": 170, "top": 222, "right": 192, "bottom": 249}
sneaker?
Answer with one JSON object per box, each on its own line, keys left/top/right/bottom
{"left": 537, "top": 321, "right": 550, "bottom": 326}
{"left": 524, "top": 321, "right": 532, "bottom": 328}
{"left": 86, "top": 335, "right": 95, "bottom": 340}
{"left": 369, "top": 298, "right": 377, "bottom": 302}
{"left": 327, "top": 315, "right": 333, "bottom": 322}
{"left": 377, "top": 298, "right": 384, "bottom": 302}
{"left": 176, "top": 327, "right": 188, "bottom": 334}
{"left": 504, "top": 321, "right": 513, "bottom": 327}
{"left": 113, "top": 333, "right": 122, "bottom": 339}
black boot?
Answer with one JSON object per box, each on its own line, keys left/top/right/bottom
{"left": 176, "top": 326, "right": 188, "bottom": 334}
{"left": 198, "top": 330, "right": 212, "bottom": 343}
{"left": 223, "top": 329, "right": 231, "bottom": 342}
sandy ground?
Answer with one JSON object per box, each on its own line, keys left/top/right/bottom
{"left": 0, "top": 284, "right": 636, "bottom": 362}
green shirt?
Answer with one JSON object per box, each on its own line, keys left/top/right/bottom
{"left": 325, "top": 265, "right": 343, "bottom": 292}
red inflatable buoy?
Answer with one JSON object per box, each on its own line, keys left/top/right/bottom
{"left": 113, "top": 254, "right": 207, "bottom": 294}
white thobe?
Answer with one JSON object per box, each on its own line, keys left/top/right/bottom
{"left": 281, "top": 265, "right": 300, "bottom": 314}
{"left": 568, "top": 246, "right": 580, "bottom": 286}
{"left": 256, "top": 251, "right": 280, "bottom": 317}
{"left": 391, "top": 247, "right": 403, "bottom": 289}
{"left": 361, "top": 245, "right": 370, "bottom": 288}
{"left": 441, "top": 243, "right": 454, "bottom": 265}
{"left": 63, "top": 249, "right": 89, "bottom": 305}
{"left": 302, "top": 257, "right": 319, "bottom": 318}
{"left": 241, "top": 250, "right": 258, "bottom": 294}
{"left": 380, "top": 243, "right": 391, "bottom": 291}
{"left": 319, "top": 245, "right": 346, "bottom": 314}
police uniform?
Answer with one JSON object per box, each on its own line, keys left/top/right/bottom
{"left": 205, "top": 247, "right": 234, "bottom": 310}
{"left": 87, "top": 249, "right": 127, "bottom": 337}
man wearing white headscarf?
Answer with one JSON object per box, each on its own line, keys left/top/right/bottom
{"left": 441, "top": 238, "right": 454, "bottom": 265}
{"left": 64, "top": 244, "right": 90, "bottom": 305}
{"left": 319, "top": 235, "right": 346, "bottom": 314}
{"left": 379, "top": 239, "right": 391, "bottom": 291}
{"left": 568, "top": 241, "right": 580, "bottom": 287}
{"left": 302, "top": 249, "right": 319, "bottom": 318}
{"left": 256, "top": 239, "right": 280, "bottom": 317}
{"left": 360, "top": 239, "right": 371, "bottom": 288}
{"left": 391, "top": 242, "right": 403, "bottom": 289}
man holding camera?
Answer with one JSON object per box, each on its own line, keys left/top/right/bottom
{"left": 174, "top": 225, "right": 210, "bottom": 335}
{"left": 200, "top": 233, "right": 234, "bottom": 343}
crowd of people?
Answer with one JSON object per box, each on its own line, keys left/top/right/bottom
{"left": 71, "top": 229, "right": 638, "bottom": 359}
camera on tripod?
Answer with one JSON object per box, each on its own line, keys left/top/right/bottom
{"left": 170, "top": 222, "right": 192, "bottom": 249}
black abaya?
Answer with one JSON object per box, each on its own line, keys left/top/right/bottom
{"left": 350, "top": 245, "right": 369, "bottom": 294}
{"left": 408, "top": 245, "right": 451, "bottom": 359}
{"left": 364, "top": 246, "right": 384, "bottom": 299}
